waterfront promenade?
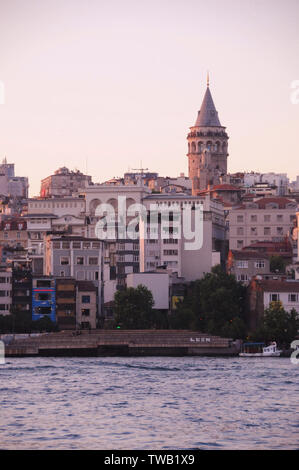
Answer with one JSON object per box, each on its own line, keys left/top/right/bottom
{"left": 4, "top": 330, "right": 238, "bottom": 357}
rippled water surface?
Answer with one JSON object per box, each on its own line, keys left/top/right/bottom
{"left": 0, "top": 356, "right": 298, "bottom": 449}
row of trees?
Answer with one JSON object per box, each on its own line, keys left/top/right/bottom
{"left": 0, "top": 312, "right": 58, "bottom": 334}
{"left": 113, "top": 265, "right": 299, "bottom": 345}
{"left": 114, "top": 266, "right": 248, "bottom": 337}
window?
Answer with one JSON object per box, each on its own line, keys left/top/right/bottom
{"left": 288, "top": 294, "right": 298, "bottom": 302}
{"left": 53, "top": 242, "right": 61, "bottom": 249}
{"left": 62, "top": 242, "right": 70, "bottom": 249}
{"left": 82, "top": 295, "right": 90, "bottom": 303}
{"left": 237, "top": 240, "right": 244, "bottom": 249}
{"left": 81, "top": 309, "right": 90, "bottom": 317}
{"left": 251, "top": 227, "right": 257, "bottom": 235}
{"left": 92, "top": 241, "right": 101, "bottom": 249}
{"left": 264, "top": 227, "right": 271, "bottom": 235}
{"left": 277, "top": 214, "right": 283, "bottom": 221}
{"left": 89, "top": 257, "right": 98, "bottom": 265}
{"left": 163, "top": 250, "right": 178, "bottom": 256}
{"left": 251, "top": 215, "right": 257, "bottom": 222}
{"left": 35, "top": 293, "right": 50, "bottom": 301}
{"left": 255, "top": 260, "right": 265, "bottom": 269}
{"left": 277, "top": 227, "right": 283, "bottom": 235}
{"left": 73, "top": 241, "right": 81, "bottom": 249}
{"left": 237, "top": 274, "right": 248, "bottom": 282}
{"left": 34, "top": 306, "right": 52, "bottom": 315}
{"left": 76, "top": 257, "right": 84, "bottom": 265}
{"left": 264, "top": 215, "right": 271, "bottom": 222}
{"left": 237, "top": 215, "right": 244, "bottom": 223}
{"left": 270, "top": 293, "right": 280, "bottom": 302}
{"left": 60, "top": 257, "right": 69, "bottom": 265}
{"left": 237, "top": 227, "right": 244, "bottom": 236}
{"left": 236, "top": 260, "right": 248, "bottom": 268}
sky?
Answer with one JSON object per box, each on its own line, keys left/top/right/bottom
{"left": 0, "top": 0, "right": 298, "bottom": 197}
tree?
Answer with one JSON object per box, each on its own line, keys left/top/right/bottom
{"left": 114, "top": 284, "right": 155, "bottom": 329}
{"left": 252, "top": 303, "right": 299, "bottom": 347}
{"left": 168, "top": 265, "right": 248, "bottom": 338}
{"left": 169, "top": 306, "right": 197, "bottom": 330}
{"left": 194, "top": 265, "right": 247, "bottom": 338}
{"left": 270, "top": 255, "right": 286, "bottom": 273}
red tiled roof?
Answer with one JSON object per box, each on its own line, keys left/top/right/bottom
{"left": 258, "top": 280, "right": 299, "bottom": 293}
{"left": 255, "top": 197, "right": 297, "bottom": 209}
{"left": 230, "top": 250, "right": 269, "bottom": 260}
{"left": 211, "top": 184, "right": 241, "bottom": 191}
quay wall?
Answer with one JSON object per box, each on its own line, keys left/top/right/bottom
{"left": 5, "top": 330, "right": 240, "bottom": 357}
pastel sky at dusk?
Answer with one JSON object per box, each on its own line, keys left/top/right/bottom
{"left": 0, "top": 0, "right": 298, "bottom": 197}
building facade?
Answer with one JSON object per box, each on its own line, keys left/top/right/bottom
{"left": 32, "top": 276, "right": 56, "bottom": 323}
{"left": 0, "top": 267, "right": 12, "bottom": 316}
{"left": 40, "top": 167, "right": 92, "bottom": 198}
{"left": 229, "top": 197, "right": 297, "bottom": 250}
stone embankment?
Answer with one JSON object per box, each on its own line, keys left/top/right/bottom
{"left": 4, "top": 330, "right": 239, "bottom": 357}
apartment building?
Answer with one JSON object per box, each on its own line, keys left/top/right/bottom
{"left": 0, "top": 267, "right": 12, "bottom": 315}
{"left": 0, "top": 218, "right": 28, "bottom": 249}
{"left": 248, "top": 278, "right": 299, "bottom": 329}
{"left": 56, "top": 277, "right": 76, "bottom": 329}
{"left": 139, "top": 194, "right": 225, "bottom": 281}
{"left": 227, "top": 250, "right": 270, "bottom": 284}
{"left": 76, "top": 281, "right": 97, "bottom": 329}
{"left": 229, "top": 197, "right": 297, "bottom": 250}
{"left": 26, "top": 196, "right": 87, "bottom": 273}
{"left": 32, "top": 276, "right": 56, "bottom": 323}
{"left": 11, "top": 259, "right": 32, "bottom": 316}
{"left": 40, "top": 167, "right": 92, "bottom": 198}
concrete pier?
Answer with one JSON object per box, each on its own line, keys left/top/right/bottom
{"left": 5, "top": 330, "right": 239, "bottom": 357}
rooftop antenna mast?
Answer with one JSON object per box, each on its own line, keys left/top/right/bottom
{"left": 132, "top": 162, "right": 149, "bottom": 186}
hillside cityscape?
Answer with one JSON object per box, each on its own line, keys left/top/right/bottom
{"left": 0, "top": 82, "right": 299, "bottom": 346}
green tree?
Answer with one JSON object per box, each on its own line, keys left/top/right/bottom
{"left": 114, "top": 284, "right": 155, "bottom": 329}
{"left": 270, "top": 255, "right": 286, "bottom": 273}
{"left": 252, "top": 303, "right": 299, "bottom": 347}
{"left": 195, "top": 265, "right": 247, "bottom": 338}
{"left": 169, "top": 306, "right": 197, "bottom": 330}
{"left": 168, "top": 266, "right": 247, "bottom": 338}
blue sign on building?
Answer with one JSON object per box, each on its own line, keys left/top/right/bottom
{"left": 32, "top": 279, "right": 56, "bottom": 323}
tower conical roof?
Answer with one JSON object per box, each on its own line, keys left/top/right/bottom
{"left": 195, "top": 86, "right": 221, "bottom": 127}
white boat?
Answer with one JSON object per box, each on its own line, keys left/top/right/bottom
{"left": 239, "top": 341, "right": 282, "bottom": 357}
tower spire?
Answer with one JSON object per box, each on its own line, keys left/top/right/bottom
{"left": 207, "top": 70, "right": 210, "bottom": 87}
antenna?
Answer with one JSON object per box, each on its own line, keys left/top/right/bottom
{"left": 132, "top": 164, "right": 150, "bottom": 186}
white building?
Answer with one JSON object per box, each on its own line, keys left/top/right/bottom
{"left": 139, "top": 193, "right": 225, "bottom": 282}
{"left": 244, "top": 172, "right": 289, "bottom": 196}
{"left": 126, "top": 272, "right": 169, "bottom": 310}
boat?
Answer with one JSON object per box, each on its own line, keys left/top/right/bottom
{"left": 239, "top": 341, "right": 282, "bottom": 357}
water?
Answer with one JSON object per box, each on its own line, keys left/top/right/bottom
{"left": 0, "top": 356, "right": 298, "bottom": 450}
